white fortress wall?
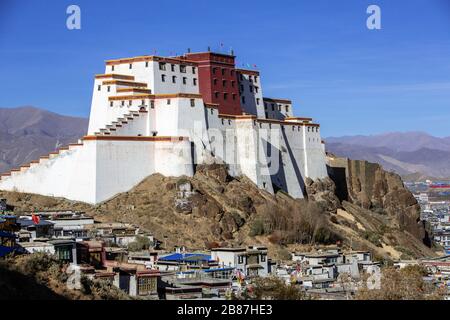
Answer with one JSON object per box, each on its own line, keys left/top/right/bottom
{"left": 258, "top": 121, "right": 306, "bottom": 198}
{"left": 153, "top": 96, "right": 213, "bottom": 165}
{"left": 154, "top": 139, "right": 194, "bottom": 178}
{"left": 93, "top": 138, "right": 155, "bottom": 203}
{"left": 0, "top": 142, "right": 97, "bottom": 204}
{"left": 302, "top": 125, "right": 328, "bottom": 179}
{"left": 235, "top": 118, "right": 274, "bottom": 194}
{"left": 92, "top": 136, "right": 194, "bottom": 204}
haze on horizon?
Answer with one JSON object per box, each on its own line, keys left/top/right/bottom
{"left": 0, "top": 0, "right": 449, "bottom": 137}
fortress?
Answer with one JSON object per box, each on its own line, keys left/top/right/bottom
{"left": 0, "top": 50, "right": 328, "bottom": 204}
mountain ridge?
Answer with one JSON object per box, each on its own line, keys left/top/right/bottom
{"left": 326, "top": 132, "right": 450, "bottom": 180}
{"left": 0, "top": 106, "right": 88, "bottom": 174}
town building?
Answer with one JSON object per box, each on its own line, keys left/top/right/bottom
{"left": 211, "top": 246, "right": 269, "bottom": 277}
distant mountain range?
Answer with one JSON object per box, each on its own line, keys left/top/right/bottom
{"left": 326, "top": 132, "right": 450, "bottom": 181}
{"left": 0, "top": 106, "right": 88, "bottom": 174}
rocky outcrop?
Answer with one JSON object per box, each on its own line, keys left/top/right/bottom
{"left": 305, "top": 177, "right": 341, "bottom": 214}
{"left": 327, "top": 156, "right": 430, "bottom": 246}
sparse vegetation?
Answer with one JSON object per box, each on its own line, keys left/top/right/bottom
{"left": 356, "top": 265, "right": 445, "bottom": 300}
{"left": 242, "top": 277, "right": 308, "bottom": 300}
{"left": 362, "top": 231, "right": 382, "bottom": 247}
{"left": 0, "top": 253, "right": 130, "bottom": 300}
{"left": 127, "top": 235, "right": 151, "bottom": 252}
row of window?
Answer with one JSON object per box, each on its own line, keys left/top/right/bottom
{"left": 237, "top": 254, "right": 266, "bottom": 264}
{"left": 264, "top": 103, "right": 289, "bottom": 113}
{"left": 109, "top": 99, "right": 196, "bottom": 108}
{"left": 159, "top": 62, "right": 196, "bottom": 74}
{"left": 212, "top": 67, "right": 235, "bottom": 77}
{"left": 241, "top": 96, "right": 261, "bottom": 106}
{"left": 214, "top": 78, "right": 236, "bottom": 88}
{"left": 161, "top": 74, "right": 197, "bottom": 86}
{"left": 239, "top": 73, "right": 258, "bottom": 83}
{"left": 240, "top": 84, "right": 259, "bottom": 94}
{"left": 214, "top": 92, "right": 237, "bottom": 101}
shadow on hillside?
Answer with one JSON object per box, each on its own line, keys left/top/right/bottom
{"left": 0, "top": 265, "right": 66, "bottom": 300}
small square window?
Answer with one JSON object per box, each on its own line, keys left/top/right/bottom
{"left": 121, "top": 101, "right": 125, "bottom": 106}
{"left": 111, "top": 65, "right": 115, "bottom": 71}
{"left": 180, "top": 65, "right": 187, "bottom": 73}
{"left": 167, "top": 99, "right": 171, "bottom": 105}
{"left": 171, "top": 64, "right": 175, "bottom": 72}
{"left": 129, "top": 100, "right": 132, "bottom": 106}
{"left": 97, "top": 85, "right": 101, "bottom": 91}
{"left": 183, "top": 77, "right": 187, "bottom": 85}
{"left": 150, "top": 100, "right": 155, "bottom": 108}
{"left": 192, "top": 67, "right": 196, "bottom": 74}
{"left": 159, "top": 62, "right": 166, "bottom": 71}
{"left": 190, "top": 99, "right": 195, "bottom": 107}
{"left": 224, "top": 93, "right": 228, "bottom": 100}
{"left": 161, "top": 74, "right": 166, "bottom": 82}
{"left": 107, "top": 86, "right": 111, "bottom": 92}
{"left": 193, "top": 78, "right": 197, "bottom": 86}
{"left": 172, "top": 76, "right": 176, "bottom": 83}
{"left": 145, "top": 61, "right": 149, "bottom": 68}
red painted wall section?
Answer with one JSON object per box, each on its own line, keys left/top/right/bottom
{"left": 184, "top": 52, "right": 242, "bottom": 115}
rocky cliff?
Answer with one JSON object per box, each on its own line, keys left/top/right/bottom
{"left": 326, "top": 155, "right": 433, "bottom": 257}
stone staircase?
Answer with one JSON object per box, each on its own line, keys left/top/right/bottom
{"left": 93, "top": 109, "right": 147, "bottom": 136}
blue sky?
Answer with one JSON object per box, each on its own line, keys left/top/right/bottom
{"left": 1, "top": 0, "right": 450, "bottom": 137}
